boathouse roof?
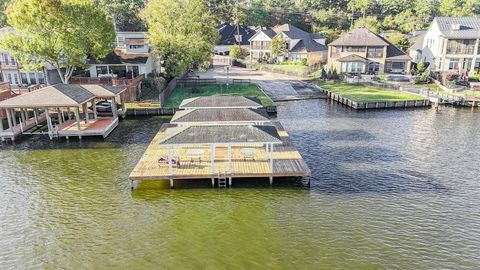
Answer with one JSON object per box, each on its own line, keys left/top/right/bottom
{"left": 0, "top": 84, "right": 126, "bottom": 108}
{"left": 170, "top": 108, "right": 270, "bottom": 124}
{"left": 179, "top": 96, "right": 263, "bottom": 109}
{"left": 159, "top": 125, "right": 282, "bottom": 146}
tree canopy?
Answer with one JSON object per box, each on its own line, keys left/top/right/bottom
{"left": 0, "top": 0, "right": 115, "bottom": 84}
{"left": 143, "top": 0, "right": 218, "bottom": 78}
{"left": 95, "top": 0, "right": 145, "bottom": 31}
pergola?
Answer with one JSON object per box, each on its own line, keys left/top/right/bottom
{"left": 158, "top": 125, "right": 282, "bottom": 188}
{"left": 170, "top": 108, "right": 271, "bottom": 126}
{"left": 0, "top": 84, "right": 126, "bottom": 141}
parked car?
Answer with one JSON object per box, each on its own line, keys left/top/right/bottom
{"left": 89, "top": 101, "right": 121, "bottom": 113}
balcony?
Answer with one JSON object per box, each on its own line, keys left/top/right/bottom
{"left": 446, "top": 48, "right": 475, "bottom": 55}
{"left": 251, "top": 46, "right": 271, "bottom": 50}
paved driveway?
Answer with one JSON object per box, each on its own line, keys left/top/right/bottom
{"left": 194, "top": 66, "right": 325, "bottom": 101}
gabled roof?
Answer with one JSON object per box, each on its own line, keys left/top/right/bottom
{"left": 330, "top": 26, "right": 389, "bottom": 46}
{"left": 159, "top": 125, "right": 282, "bottom": 146}
{"left": 434, "top": 17, "right": 480, "bottom": 39}
{"left": 217, "top": 23, "right": 256, "bottom": 46}
{"left": 337, "top": 54, "right": 369, "bottom": 62}
{"left": 0, "top": 84, "right": 125, "bottom": 108}
{"left": 248, "top": 27, "right": 277, "bottom": 41}
{"left": 88, "top": 49, "right": 149, "bottom": 65}
{"left": 273, "top": 24, "right": 310, "bottom": 39}
{"left": 290, "top": 39, "right": 327, "bottom": 53}
{"left": 179, "top": 96, "right": 263, "bottom": 109}
{"left": 170, "top": 108, "right": 270, "bottom": 124}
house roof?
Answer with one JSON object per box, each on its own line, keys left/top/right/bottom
{"left": 273, "top": 24, "right": 311, "bottom": 39}
{"left": 0, "top": 84, "right": 125, "bottom": 108}
{"left": 434, "top": 17, "right": 480, "bottom": 39}
{"left": 179, "top": 96, "right": 263, "bottom": 109}
{"left": 217, "top": 23, "right": 256, "bottom": 46}
{"left": 159, "top": 125, "right": 282, "bottom": 145}
{"left": 330, "top": 26, "right": 389, "bottom": 46}
{"left": 88, "top": 49, "right": 149, "bottom": 65}
{"left": 248, "top": 27, "right": 277, "bottom": 41}
{"left": 170, "top": 108, "right": 270, "bottom": 124}
{"left": 290, "top": 39, "right": 327, "bottom": 53}
{"left": 337, "top": 54, "right": 369, "bottom": 62}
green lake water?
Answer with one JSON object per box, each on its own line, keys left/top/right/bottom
{"left": 1, "top": 100, "right": 480, "bottom": 269}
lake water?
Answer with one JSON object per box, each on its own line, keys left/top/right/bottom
{"left": 1, "top": 100, "right": 479, "bottom": 269}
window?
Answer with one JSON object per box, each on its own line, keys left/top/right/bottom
{"left": 13, "top": 73, "right": 19, "bottom": 85}
{"left": 96, "top": 66, "right": 108, "bottom": 75}
{"left": 449, "top": 58, "right": 459, "bottom": 70}
{"left": 29, "top": 72, "right": 37, "bottom": 84}
{"left": 21, "top": 73, "right": 28, "bottom": 85}
{"left": 129, "top": 45, "right": 145, "bottom": 50}
{"left": 38, "top": 72, "right": 45, "bottom": 84}
{"left": 341, "top": 62, "right": 364, "bottom": 73}
{"left": 446, "top": 39, "right": 476, "bottom": 54}
{"left": 343, "top": 46, "right": 366, "bottom": 52}
{"left": 392, "top": 62, "right": 405, "bottom": 70}
{"left": 4, "top": 54, "right": 9, "bottom": 65}
{"left": 367, "top": 47, "right": 383, "bottom": 58}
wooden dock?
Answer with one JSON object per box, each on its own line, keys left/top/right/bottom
{"left": 128, "top": 121, "right": 310, "bottom": 188}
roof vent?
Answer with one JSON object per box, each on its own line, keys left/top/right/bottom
{"left": 451, "top": 24, "right": 461, "bottom": 30}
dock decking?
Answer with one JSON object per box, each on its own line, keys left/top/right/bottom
{"left": 128, "top": 121, "right": 310, "bottom": 187}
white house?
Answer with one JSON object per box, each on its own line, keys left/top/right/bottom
{"left": 88, "top": 32, "right": 158, "bottom": 78}
{"left": 249, "top": 24, "right": 327, "bottom": 64}
{"left": 412, "top": 17, "right": 480, "bottom": 74}
{"left": 0, "top": 27, "right": 48, "bottom": 88}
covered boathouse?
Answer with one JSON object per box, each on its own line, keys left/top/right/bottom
{"left": 129, "top": 96, "right": 310, "bottom": 189}
{"left": 0, "top": 84, "right": 127, "bottom": 141}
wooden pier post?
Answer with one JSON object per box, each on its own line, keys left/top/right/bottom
{"left": 169, "top": 178, "right": 174, "bottom": 189}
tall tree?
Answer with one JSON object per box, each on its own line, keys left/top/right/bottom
{"left": 143, "top": 0, "right": 217, "bottom": 77}
{"left": 0, "top": 0, "right": 10, "bottom": 27}
{"left": 348, "top": 0, "right": 376, "bottom": 19}
{"left": 95, "top": 0, "right": 146, "bottom": 31}
{"left": 440, "top": 0, "right": 480, "bottom": 16}
{"left": 0, "top": 0, "right": 115, "bottom": 84}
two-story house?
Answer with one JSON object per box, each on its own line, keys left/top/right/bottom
{"left": 412, "top": 17, "right": 480, "bottom": 75}
{"left": 87, "top": 32, "right": 158, "bottom": 78}
{"left": 327, "top": 26, "right": 412, "bottom": 74}
{"left": 215, "top": 23, "right": 256, "bottom": 55}
{"left": 249, "top": 24, "right": 327, "bottom": 64}
{"left": 0, "top": 27, "right": 47, "bottom": 88}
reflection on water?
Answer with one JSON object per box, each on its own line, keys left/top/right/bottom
{"left": 1, "top": 101, "right": 480, "bottom": 269}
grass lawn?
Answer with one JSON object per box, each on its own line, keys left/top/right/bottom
{"left": 463, "top": 90, "right": 480, "bottom": 97}
{"left": 125, "top": 101, "right": 161, "bottom": 109}
{"left": 261, "top": 64, "right": 311, "bottom": 77}
{"left": 318, "top": 81, "right": 425, "bottom": 102}
{"left": 163, "top": 83, "right": 274, "bottom": 108}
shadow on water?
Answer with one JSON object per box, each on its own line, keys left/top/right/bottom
{"left": 0, "top": 116, "right": 168, "bottom": 151}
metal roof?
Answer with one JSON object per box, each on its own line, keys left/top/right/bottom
{"left": 170, "top": 108, "right": 270, "bottom": 124}
{"left": 179, "top": 96, "right": 263, "bottom": 109}
{"left": 80, "top": 84, "right": 126, "bottom": 98}
{"left": 159, "top": 125, "right": 282, "bottom": 146}
{"left": 435, "top": 17, "right": 480, "bottom": 39}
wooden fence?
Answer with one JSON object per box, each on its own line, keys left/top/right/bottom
{"left": 71, "top": 75, "right": 144, "bottom": 102}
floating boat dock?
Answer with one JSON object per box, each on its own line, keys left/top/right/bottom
{"left": 129, "top": 96, "right": 310, "bottom": 189}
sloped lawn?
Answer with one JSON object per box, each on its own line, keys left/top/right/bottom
{"left": 164, "top": 83, "right": 274, "bottom": 107}
{"left": 318, "top": 81, "right": 424, "bottom": 102}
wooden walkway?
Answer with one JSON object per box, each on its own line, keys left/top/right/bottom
{"left": 129, "top": 121, "right": 310, "bottom": 185}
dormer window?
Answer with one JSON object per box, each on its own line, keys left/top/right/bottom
{"left": 234, "top": 34, "right": 242, "bottom": 43}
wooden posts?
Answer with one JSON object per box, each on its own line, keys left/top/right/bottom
{"left": 210, "top": 144, "right": 215, "bottom": 175}
{"left": 168, "top": 146, "right": 173, "bottom": 176}
{"left": 5, "top": 109, "right": 13, "bottom": 130}
{"left": 111, "top": 98, "right": 118, "bottom": 119}
{"left": 75, "top": 107, "right": 81, "bottom": 137}
{"left": 82, "top": 103, "right": 89, "bottom": 124}
{"left": 228, "top": 144, "right": 232, "bottom": 175}
{"left": 269, "top": 143, "right": 274, "bottom": 186}
{"left": 45, "top": 107, "right": 53, "bottom": 140}
{"left": 92, "top": 100, "right": 97, "bottom": 119}
{"left": 33, "top": 109, "right": 39, "bottom": 125}
{"left": 0, "top": 114, "right": 3, "bottom": 132}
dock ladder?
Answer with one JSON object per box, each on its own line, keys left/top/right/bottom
{"left": 217, "top": 172, "right": 228, "bottom": 188}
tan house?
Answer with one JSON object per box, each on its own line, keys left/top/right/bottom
{"left": 328, "top": 26, "right": 412, "bottom": 74}
{"left": 249, "top": 24, "right": 327, "bottom": 64}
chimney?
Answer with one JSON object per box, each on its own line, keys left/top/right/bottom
{"left": 451, "top": 24, "right": 461, "bottom": 31}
